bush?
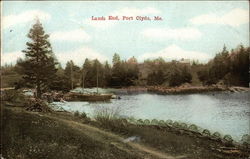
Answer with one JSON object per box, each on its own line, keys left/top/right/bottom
{"left": 128, "top": 117, "right": 136, "bottom": 124}
{"left": 212, "top": 132, "right": 221, "bottom": 139}
{"left": 202, "top": 129, "right": 211, "bottom": 136}
{"left": 94, "top": 106, "right": 121, "bottom": 121}
{"left": 120, "top": 118, "right": 128, "bottom": 126}
{"left": 158, "top": 120, "right": 165, "bottom": 126}
{"left": 137, "top": 119, "right": 144, "bottom": 125}
{"left": 223, "top": 135, "right": 233, "bottom": 142}
{"left": 241, "top": 134, "right": 250, "bottom": 145}
{"left": 165, "top": 119, "right": 173, "bottom": 126}
{"left": 25, "top": 98, "right": 52, "bottom": 112}
{"left": 188, "top": 124, "right": 198, "bottom": 132}
{"left": 173, "top": 121, "right": 180, "bottom": 128}
{"left": 80, "top": 112, "right": 87, "bottom": 119}
{"left": 74, "top": 111, "right": 80, "bottom": 117}
{"left": 144, "top": 119, "right": 150, "bottom": 125}
{"left": 179, "top": 123, "right": 188, "bottom": 129}
{"left": 2, "top": 89, "right": 27, "bottom": 106}
{"left": 151, "top": 119, "right": 158, "bottom": 125}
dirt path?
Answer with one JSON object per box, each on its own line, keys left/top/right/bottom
{"left": 44, "top": 114, "right": 187, "bottom": 159}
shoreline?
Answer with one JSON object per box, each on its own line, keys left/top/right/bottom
{"left": 118, "top": 85, "right": 250, "bottom": 95}
{"left": 2, "top": 90, "right": 250, "bottom": 158}
{"left": 2, "top": 105, "right": 250, "bottom": 159}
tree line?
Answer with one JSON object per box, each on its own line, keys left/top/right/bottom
{"left": 197, "top": 45, "right": 249, "bottom": 86}
{"left": 1, "top": 20, "right": 249, "bottom": 98}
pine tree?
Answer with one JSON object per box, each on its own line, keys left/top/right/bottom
{"left": 19, "top": 19, "right": 57, "bottom": 98}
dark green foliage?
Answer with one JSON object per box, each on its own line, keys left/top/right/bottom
{"left": 74, "top": 111, "right": 80, "bottom": 117}
{"left": 168, "top": 62, "right": 192, "bottom": 87}
{"left": 80, "top": 112, "right": 87, "bottom": 119}
{"left": 212, "top": 132, "right": 221, "bottom": 139}
{"left": 202, "top": 129, "right": 211, "bottom": 136}
{"left": 1, "top": 65, "right": 22, "bottom": 88}
{"left": 110, "top": 55, "right": 139, "bottom": 87}
{"left": 144, "top": 119, "right": 150, "bottom": 125}
{"left": 166, "top": 119, "right": 173, "bottom": 125}
{"left": 48, "top": 64, "right": 70, "bottom": 91}
{"left": 241, "top": 134, "right": 250, "bottom": 145}
{"left": 16, "top": 20, "right": 57, "bottom": 97}
{"left": 223, "top": 135, "right": 233, "bottom": 142}
{"left": 188, "top": 124, "right": 198, "bottom": 132}
{"left": 146, "top": 59, "right": 192, "bottom": 86}
{"left": 197, "top": 45, "right": 249, "bottom": 86}
{"left": 64, "top": 60, "right": 81, "bottom": 89}
{"left": 151, "top": 119, "right": 158, "bottom": 125}
{"left": 3, "top": 44, "right": 249, "bottom": 90}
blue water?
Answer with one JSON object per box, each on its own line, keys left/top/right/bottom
{"left": 51, "top": 91, "right": 250, "bottom": 141}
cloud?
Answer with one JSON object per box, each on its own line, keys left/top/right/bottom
{"left": 84, "top": 7, "right": 161, "bottom": 28}
{"left": 50, "top": 29, "right": 91, "bottom": 42}
{"left": 1, "top": 46, "right": 107, "bottom": 67}
{"left": 56, "top": 46, "right": 109, "bottom": 66}
{"left": 190, "top": 8, "right": 249, "bottom": 27}
{"left": 141, "top": 27, "right": 202, "bottom": 40}
{"left": 3, "top": 10, "right": 51, "bottom": 29}
{"left": 111, "top": 7, "right": 160, "bottom": 16}
{"left": 138, "top": 44, "right": 211, "bottom": 62}
{"left": 84, "top": 19, "right": 117, "bottom": 29}
{"left": 1, "top": 51, "right": 24, "bottom": 65}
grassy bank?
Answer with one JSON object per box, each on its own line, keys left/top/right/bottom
{"left": 2, "top": 103, "right": 250, "bottom": 159}
{"left": 1, "top": 90, "right": 250, "bottom": 159}
{"left": 1, "top": 106, "right": 145, "bottom": 159}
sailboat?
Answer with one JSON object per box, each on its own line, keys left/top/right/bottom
{"left": 64, "top": 63, "right": 112, "bottom": 101}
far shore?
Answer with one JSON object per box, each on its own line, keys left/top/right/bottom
{"left": 118, "top": 85, "right": 250, "bottom": 95}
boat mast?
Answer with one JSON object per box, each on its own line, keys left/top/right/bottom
{"left": 82, "top": 70, "right": 84, "bottom": 92}
{"left": 71, "top": 62, "right": 73, "bottom": 90}
{"left": 96, "top": 64, "right": 99, "bottom": 94}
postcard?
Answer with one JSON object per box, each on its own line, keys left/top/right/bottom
{"left": 1, "top": 1, "right": 250, "bottom": 159}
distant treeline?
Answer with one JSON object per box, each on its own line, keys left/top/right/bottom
{"left": 197, "top": 45, "right": 249, "bottom": 86}
{"left": 1, "top": 45, "right": 249, "bottom": 91}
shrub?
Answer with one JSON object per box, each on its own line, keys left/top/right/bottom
{"left": 158, "top": 120, "right": 165, "bottom": 126}
{"left": 202, "top": 129, "right": 211, "bottom": 136}
{"left": 120, "top": 118, "right": 128, "bottom": 126}
{"left": 80, "top": 112, "right": 87, "bottom": 119}
{"left": 151, "top": 119, "right": 158, "bottom": 125}
{"left": 241, "top": 134, "right": 250, "bottom": 145}
{"left": 128, "top": 117, "right": 136, "bottom": 124}
{"left": 74, "top": 111, "right": 80, "bottom": 117}
{"left": 25, "top": 98, "right": 52, "bottom": 112}
{"left": 93, "top": 106, "right": 121, "bottom": 122}
{"left": 144, "top": 119, "right": 150, "bottom": 125}
{"left": 165, "top": 119, "right": 173, "bottom": 126}
{"left": 212, "top": 132, "right": 221, "bottom": 139}
{"left": 188, "top": 124, "right": 198, "bottom": 132}
{"left": 223, "top": 135, "right": 233, "bottom": 142}
{"left": 137, "top": 119, "right": 144, "bottom": 125}
{"left": 179, "top": 123, "right": 188, "bottom": 129}
{"left": 173, "top": 121, "right": 180, "bottom": 128}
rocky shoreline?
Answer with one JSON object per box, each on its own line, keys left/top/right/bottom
{"left": 121, "top": 85, "right": 250, "bottom": 95}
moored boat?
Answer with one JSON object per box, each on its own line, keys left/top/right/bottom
{"left": 64, "top": 92, "right": 112, "bottom": 101}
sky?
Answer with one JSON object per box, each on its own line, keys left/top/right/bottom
{"left": 2, "top": 1, "right": 249, "bottom": 67}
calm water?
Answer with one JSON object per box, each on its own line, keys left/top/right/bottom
{"left": 51, "top": 91, "right": 250, "bottom": 141}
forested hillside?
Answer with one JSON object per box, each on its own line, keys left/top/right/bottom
{"left": 1, "top": 45, "right": 249, "bottom": 91}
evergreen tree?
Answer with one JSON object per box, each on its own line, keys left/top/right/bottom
{"left": 19, "top": 19, "right": 57, "bottom": 98}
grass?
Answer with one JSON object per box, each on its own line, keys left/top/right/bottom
{"left": 1, "top": 106, "right": 144, "bottom": 159}
{"left": 90, "top": 115, "right": 250, "bottom": 159}
{"left": 1, "top": 90, "right": 250, "bottom": 159}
